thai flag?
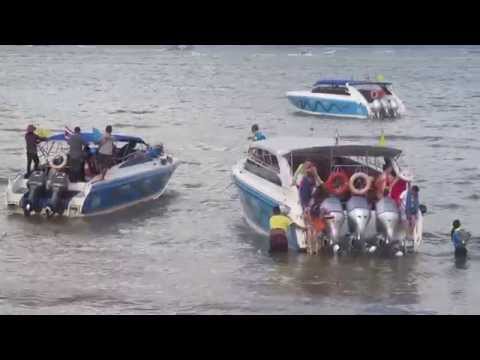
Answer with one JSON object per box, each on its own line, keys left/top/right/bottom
{"left": 64, "top": 126, "right": 74, "bottom": 140}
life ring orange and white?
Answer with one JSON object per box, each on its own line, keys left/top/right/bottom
{"left": 325, "top": 171, "right": 350, "bottom": 196}
{"left": 371, "top": 89, "right": 385, "bottom": 99}
{"left": 349, "top": 172, "right": 372, "bottom": 196}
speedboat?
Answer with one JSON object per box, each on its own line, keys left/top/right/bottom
{"left": 5, "top": 131, "right": 178, "bottom": 217}
{"left": 232, "top": 136, "right": 425, "bottom": 255}
{"left": 286, "top": 79, "right": 406, "bottom": 119}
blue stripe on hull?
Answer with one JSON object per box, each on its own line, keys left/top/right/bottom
{"left": 288, "top": 96, "right": 369, "bottom": 118}
{"left": 82, "top": 167, "right": 173, "bottom": 214}
{"left": 234, "top": 177, "right": 300, "bottom": 251}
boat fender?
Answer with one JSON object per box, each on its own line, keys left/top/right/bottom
{"left": 325, "top": 171, "right": 350, "bottom": 196}
{"left": 349, "top": 172, "right": 372, "bottom": 196}
{"left": 50, "top": 155, "right": 67, "bottom": 170}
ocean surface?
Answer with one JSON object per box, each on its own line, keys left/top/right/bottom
{"left": 1, "top": 45, "right": 480, "bottom": 314}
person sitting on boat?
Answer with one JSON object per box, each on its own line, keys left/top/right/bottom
{"left": 67, "top": 126, "right": 88, "bottom": 182}
{"left": 24, "top": 124, "right": 48, "bottom": 178}
{"left": 451, "top": 219, "right": 471, "bottom": 258}
{"left": 248, "top": 124, "right": 266, "bottom": 142}
{"left": 399, "top": 185, "right": 420, "bottom": 234}
{"left": 269, "top": 205, "right": 293, "bottom": 252}
{"left": 96, "top": 125, "right": 115, "bottom": 181}
{"left": 374, "top": 163, "right": 394, "bottom": 199}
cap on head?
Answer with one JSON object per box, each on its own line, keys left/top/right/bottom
{"left": 453, "top": 219, "right": 461, "bottom": 229}
{"left": 272, "top": 205, "right": 281, "bottom": 215}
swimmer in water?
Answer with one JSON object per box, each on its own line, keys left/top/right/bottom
{"left": 451, "top": 219, "right": 471, "bottom": 258}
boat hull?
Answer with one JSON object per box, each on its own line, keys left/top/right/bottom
{"left": 287, "top": 92, "right": 369, "bottom": 119}
{"left": 233, "top": 172, "right": 304, "bottom": 251}
{"left": 81, "top": 166, "right": 175, "bottom": 216}
{"left": 5, "top": 160, "right": 178, "bottom": 218}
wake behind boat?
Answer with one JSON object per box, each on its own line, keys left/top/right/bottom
{"left": 286, "top": 79, "right": 406, "bottom": 119}
{"left": 5, "top": 130, "right": 178, "bottom": 217}
{"left": 232, "top": 136, "right": 425, "bottom": 256}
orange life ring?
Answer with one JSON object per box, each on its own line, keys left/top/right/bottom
{"left": 325, "top": 171, "right": 350, "bottom": 196}
{"left": 349, "top": 172, "right": 372, "bottom": 196}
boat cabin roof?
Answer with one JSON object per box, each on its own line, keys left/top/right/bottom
{"left": 251, "top": 136, "right": 402, "bottom": 158}
{"left": 313, "top": 79, "right": 392, "bottom": 87}
{"left": 48, "top": 132, "right": 146, "bottom": 144}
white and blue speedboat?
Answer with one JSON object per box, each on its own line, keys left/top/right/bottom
{"left": 5, "top": 131, "right": 178, "bottom": 217}
{"left": 232, "top": 136, "right": 424, "bottom": 255}
{"left": 286, "top": 79, "right": 406, "bottom": 119}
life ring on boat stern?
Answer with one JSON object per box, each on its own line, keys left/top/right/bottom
{"left": 349, "top": 172, "right": 372, "bottom": 195}
{"left": 325, "top": 171, "right": 350, "bottom": 196}
{"left": 50, "top": 155, "right": 67, "bottom": 170}
{"left": 371, "top": 90, "right": 380, "bottom": 99}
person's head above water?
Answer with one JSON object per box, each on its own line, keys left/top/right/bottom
{"left": 74, "top": 126, "right": 81, "bottom": 134}
{"left": 251, "top": 124, "right": 259, "bottom": 133}
{"left": 272, "top": 205, "right": 281, "bottom": 215}
{"left": 105, "top": 125, "right": 112, "bottom": 134}
{"left": 453, "top": 219, "right": 461, "bottom": 229}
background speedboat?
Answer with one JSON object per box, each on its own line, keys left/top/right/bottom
{"left": 286, "top": 79, "right": 406, "bottom": 119}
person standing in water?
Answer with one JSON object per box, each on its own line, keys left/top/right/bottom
{"left": 269, "top": 206, "right": 293, "bottom": 252}
{"left": 24, "top": 124, "right": 47, "bottom": 178}
{"left": 451, "top": 219, "right": 470, "bottom": 258}
{"left": 248, "top": 124, "right": 266, "bottom": 141}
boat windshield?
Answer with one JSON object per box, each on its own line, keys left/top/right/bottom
{"left": 311, "top": 85, "right": 350, "bottom": 96}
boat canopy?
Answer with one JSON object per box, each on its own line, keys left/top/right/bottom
{"left": 313, "top": 79, "right": 392, "bottom": 87}
{"left": 252, "top": 137, "right": 401, "bottom": 158}
{"left": 48, "top": 132, "right": 146, "bottom": 144}
{"left": 286, "top": 145, "right": 401, "bottom": 159}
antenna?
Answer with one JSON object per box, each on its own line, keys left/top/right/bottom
{"left": 335, "top": 129, "right": 339, "bottom": 145}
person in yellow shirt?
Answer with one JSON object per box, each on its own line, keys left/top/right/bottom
{"left": 269, "top": 206, "right": 296, "bottom": 252}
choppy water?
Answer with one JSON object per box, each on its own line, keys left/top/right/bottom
{"left": 1, "top": 45, "right": 480, "bottom": 314}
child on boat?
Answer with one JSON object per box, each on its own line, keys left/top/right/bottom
{"left": 248, "top": 124, "right": 266, "bottom": 142}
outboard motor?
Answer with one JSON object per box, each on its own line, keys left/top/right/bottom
{"left": 320, "top": 197, "right": 345, "bottom": 253}
{"left": 22, "top": 170, "right": 47, "bottom": 216}
{"left": 346, "top": 196, "right": 371, "bottom": 250}
{"left": 45, "top": 171, "right": 69, "bottom": 216}
{"left": 371, "top": 99, "right": 381, "bottom": 118}
{"left": 389, "top": 99, "right": 399, "bottom": 117}
{"left": 375, "top": 196, "right": 400, "bottom": 245}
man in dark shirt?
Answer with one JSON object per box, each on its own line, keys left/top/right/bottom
{"left": 25, "top": 125, "right": 47, "bottom": 178}
{"left": 67, "top": 127, "right": 87, "bottom": 182}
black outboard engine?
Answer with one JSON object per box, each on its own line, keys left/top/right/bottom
{"left": 22, "top": 170, "right": 47, "bottom": 216}
{"left": 45, "top": 171, "right": 70, "bottom": 216}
